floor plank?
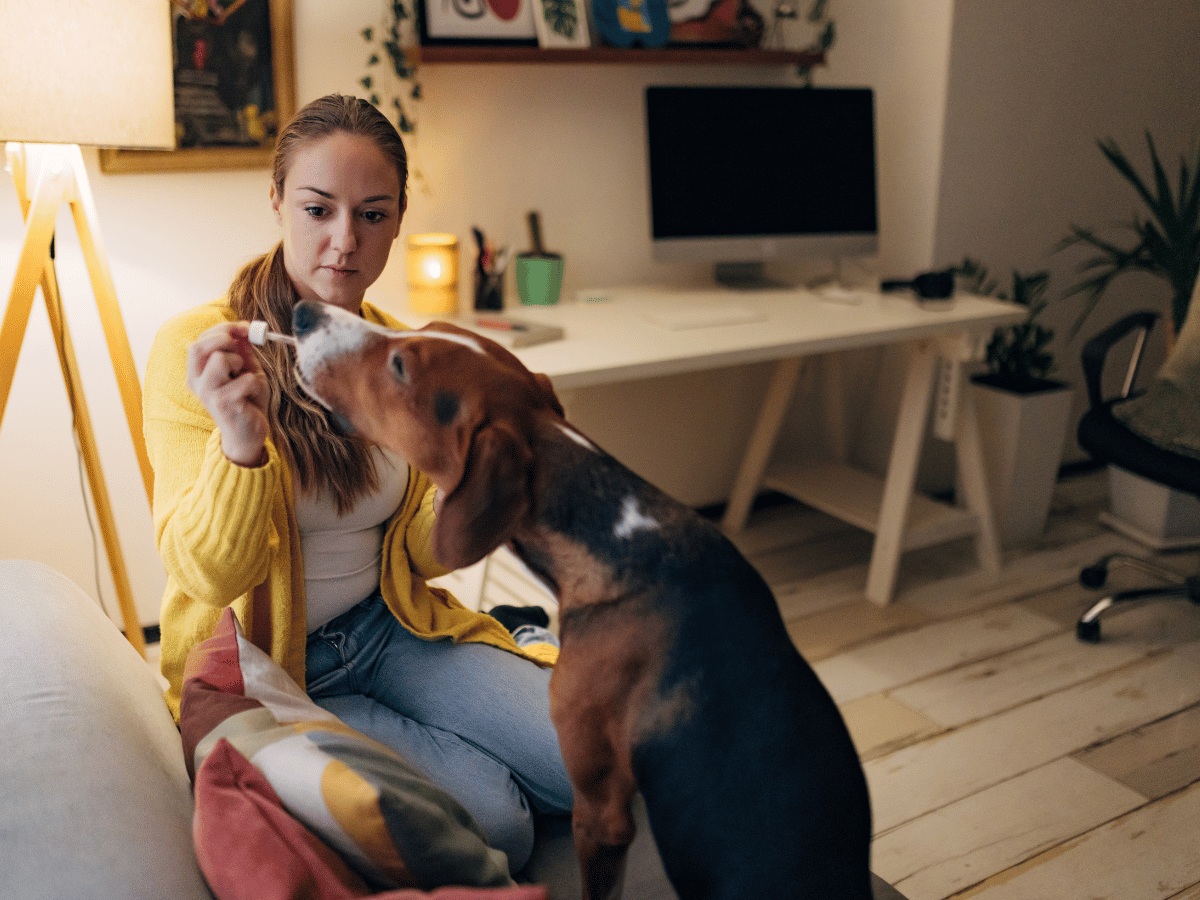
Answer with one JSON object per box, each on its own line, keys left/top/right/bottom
{"left": 787, "top": 599, "right": 932, "bottom": 662}
{"left": 813, "top": 606, "right": 1060, "bottom": 705}
{"left": 899, "top": 532, "right": 1141, "bottom": 619}
{"left": 889, "top": 601, "right": 1200, "bottom": 728}
{"left": 839, "top": 693, "right": 941, "bottom": 761}
{"left": 866, "top": 641, "right": 1200, "bottom": 833}
{"left": 1073, "top": 703, "right": 1200, "bottom": 802}
{"left": 956, "top": 782, "right": 1200, "bottom": 900}
{"left": 870, "top": 758, "right": 1146, "bottom": 900}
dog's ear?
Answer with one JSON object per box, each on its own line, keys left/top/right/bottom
{"left": 432, "top": 320, "right": 563, "bottom": 419}
{"left": 534, "top": 372, "right": 564, "bottom": 418}
{"left": 432, "top": 420, "right": 532, "bottom": 569}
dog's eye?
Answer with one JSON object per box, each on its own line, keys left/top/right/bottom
{"left": 391, "top": 352, "right": 408, "bottom": 384}
{"left": 433, "top": 392, "right": 459, "bottom": 426}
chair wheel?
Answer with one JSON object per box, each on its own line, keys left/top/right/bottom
{"left": 1077, "top": 618, "right": 1102, "bottom": 642}
{"left": 1080, "top": 564, "right": 1108, "bottom": 590}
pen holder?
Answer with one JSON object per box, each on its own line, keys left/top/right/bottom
{"left": 474, "top": 267, "right": 503, "bottom": 311}
{"left": 516, "top": 255, "right": 563, "bottom": 306}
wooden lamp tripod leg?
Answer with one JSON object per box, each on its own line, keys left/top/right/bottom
{"left": 1, "top": 144, "right": 148, "bottom": 658}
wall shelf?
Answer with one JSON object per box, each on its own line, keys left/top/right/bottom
{"left": 417, "top": 46, "right": 824, "bottom": 66}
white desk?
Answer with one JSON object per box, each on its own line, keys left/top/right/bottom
{"left": 434, "top": 286, "right": 1024, "bottom": 605}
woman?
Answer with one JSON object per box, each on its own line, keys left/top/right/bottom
{"left": 143, "top": 94, "right": 571, "bottom": 872}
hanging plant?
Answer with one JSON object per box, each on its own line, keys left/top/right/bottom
{"left": 797, "top": 0, "right": 835, "bottom": 85}
{"left": 361, "top": 0, "right": 421, "bottom": 136}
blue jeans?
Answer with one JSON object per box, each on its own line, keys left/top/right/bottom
{"left": 305, "top": 593, "right": 573, "bottom": 873}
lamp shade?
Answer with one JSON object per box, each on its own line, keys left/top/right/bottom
{"left": 0, "top": 0, "right": 175, "bottom": 149}
{"left": 407, "top": 234, "right": 460, "bottom": 315}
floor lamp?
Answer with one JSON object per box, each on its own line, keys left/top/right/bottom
{"left": 0, "top": 2, "right": 176, "bottom": 657}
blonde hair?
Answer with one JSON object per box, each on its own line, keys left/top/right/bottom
{"left": 228, "top": 94, "right": 409, "bottom": 513}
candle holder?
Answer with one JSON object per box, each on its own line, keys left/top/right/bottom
{"left": 407, "top": 233, "right": 459, "bottom": 315}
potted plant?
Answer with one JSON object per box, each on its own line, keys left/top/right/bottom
{"left": 1058, "top": 132, "right": 1200, "bottom": 345}
{"left": 1058, "top": 134, "right": 1200, "bottom": 542}
{"left": 957, "top": 259, "right": 1075, "bottom": 547}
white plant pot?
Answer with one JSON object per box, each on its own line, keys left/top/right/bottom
{"left": 1103, "top": 464, "right": 1200, "bottom": 549}
{"left": 971, "top": 377, "right": 1074, "bottom": 548}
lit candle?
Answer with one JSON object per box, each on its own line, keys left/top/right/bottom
{"left": 407, "top": 233, "right": 459, "bottom": 315}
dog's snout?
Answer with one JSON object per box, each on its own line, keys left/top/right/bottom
{"left": 292, "top": 300, "right": 327, "bottom": 339}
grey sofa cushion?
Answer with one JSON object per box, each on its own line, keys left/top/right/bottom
{"left": 0, "top": 560, "right": 214, "bottom": 900}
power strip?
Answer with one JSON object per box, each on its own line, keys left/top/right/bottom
{"left": 932, "top": 355, "right": 960, "bottom": 441}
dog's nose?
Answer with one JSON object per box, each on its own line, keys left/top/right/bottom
{"left": 292, "top": 300, "right": 326, "bottom": 339}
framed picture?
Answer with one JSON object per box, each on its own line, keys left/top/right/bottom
{"left": 99, "top": 0, "right": 296, "bottom": 174}
{"left": 592, "top": 0, "right": 669, "bottom": 47}
{"left": 418, "top": 0, "right": 538, "bottom": 45}
{"left": 666, "top": 0, "right": 764, "bottom": 46}
{"left": 532, "top": 0, "right": 591, "bottom": 48}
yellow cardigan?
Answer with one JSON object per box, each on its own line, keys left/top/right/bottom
{"left": 143, "top": 298, "right": 555, "bottom": 721}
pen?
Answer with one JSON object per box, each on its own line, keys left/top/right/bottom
{"left": 475, "top": 317, "right": 529, "bottom": 332}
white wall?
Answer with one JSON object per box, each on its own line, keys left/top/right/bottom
{"left": 1, "top": 0, "right": 1192, "bottom": 626}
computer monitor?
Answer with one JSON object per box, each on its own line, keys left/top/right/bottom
{"left": 645, "top": 85, "right": 879, "bottom": 289}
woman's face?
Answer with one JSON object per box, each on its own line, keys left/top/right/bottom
{"left": 271, "top": 131, "right": 404, "bottom": 313}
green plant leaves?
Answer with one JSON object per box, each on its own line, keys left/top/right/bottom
{"left": 1059, "top": 133, "right": 1200, "bottom": 339}
{"left": 541, "top": 0, "right": 580, "bottom": 38}
{"left": 957, "top": 258, "right": 1055, "bottom": 382}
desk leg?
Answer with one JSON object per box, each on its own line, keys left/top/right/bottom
{"left": 865, "top": 341, "right": 937, "bottom": 605}
{"left": 953, "top": 376, "right": 1003, "bottom": 576}
{"left": 721, "top": 356, "right": 805, "bottom": 536}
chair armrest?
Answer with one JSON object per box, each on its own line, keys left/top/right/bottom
{"left": 1080, "top": 311, "right": 1160, "bottom": 409}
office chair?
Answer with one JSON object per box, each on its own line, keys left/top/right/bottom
{"left": 1075, "top": 289, "right": 1200, "bottom": 641}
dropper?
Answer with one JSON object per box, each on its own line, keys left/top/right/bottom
{"left": 247, "top": 320, "right": 296, "bottom": 347}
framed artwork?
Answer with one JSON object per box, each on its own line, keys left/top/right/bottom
{"left": 592, "top": 0, "right": 669, "bottom": 47}
{"left": 418, "top": 0, "right": 538, "bottom": 45}
{"left": 99, "top": 0, "right": 296, "bottom": 174}
{"left": 533, "top": 0, "right": 591, "bottom": 48}
{"left": 666, "top": 0, "right": 764, "bottom": 46}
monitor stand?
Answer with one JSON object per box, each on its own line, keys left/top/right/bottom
{"left": 713, "top": 261, "right": 792, "bottom": 291}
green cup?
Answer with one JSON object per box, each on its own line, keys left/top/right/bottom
{"left": 516, "top": 255, "right": 563, "bottom": 306}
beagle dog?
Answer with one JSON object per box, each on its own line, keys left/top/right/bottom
{"left": 291, "top": 300, "right": 872, "bottom": 900}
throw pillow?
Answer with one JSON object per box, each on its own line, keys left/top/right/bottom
{"left": 193, "top": 737, "right": 548, "bottom": 900}
{"left": 181, "top": 608, "right": 527, "bottom": 895}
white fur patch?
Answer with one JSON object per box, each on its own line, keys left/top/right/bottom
{"left": 614, "top": 495, "right": 658, "bottom": 539}
{"left": 294, "top": 305, "right": 486, "bottom": 412}
{"left": 397, "top": 329, "right": 485, "bottom": 354}
{"left": 311, "top": 304, "right": 485, "bottom": 355}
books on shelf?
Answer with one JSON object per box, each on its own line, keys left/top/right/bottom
{"left": 464, "top": 314, "right": 564, "bottom": 348}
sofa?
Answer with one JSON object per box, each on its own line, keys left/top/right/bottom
{"left": 0, "top": 559, "right": 905, "bottom": 899}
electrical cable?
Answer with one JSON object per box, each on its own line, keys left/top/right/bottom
{"left": 46, "top": 233, "right": 112, "bottom": 619}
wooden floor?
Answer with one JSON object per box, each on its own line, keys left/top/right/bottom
{"left": 728, "top": 468, "right": 1200, "bottom": 900}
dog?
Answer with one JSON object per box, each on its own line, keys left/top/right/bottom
{"left": 291, "top": 300, "right": 872, "bottom": 900}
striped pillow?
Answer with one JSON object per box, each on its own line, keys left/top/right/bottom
{"left": 181, "top": 608, "right": 525, "bottom": 895}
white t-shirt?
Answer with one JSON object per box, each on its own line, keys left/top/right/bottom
{"left": 296, "top": 446, "right": 409, "bottom": 633}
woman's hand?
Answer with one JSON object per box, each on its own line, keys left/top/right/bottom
{"left": 187, "top": 322, "right": 271, "bottom": 466}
